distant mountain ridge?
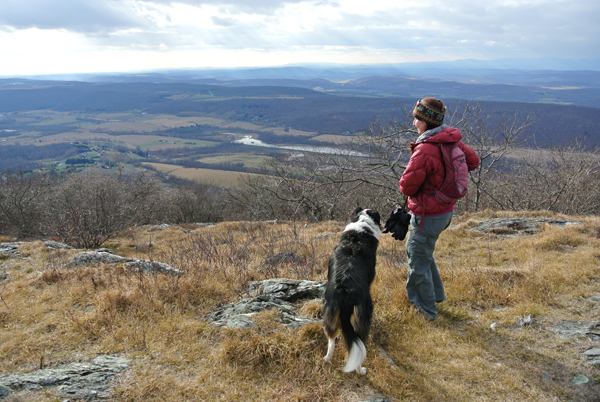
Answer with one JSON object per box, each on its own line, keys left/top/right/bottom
{"left": 6, "top": 58, "right": 596, "bottom": 108}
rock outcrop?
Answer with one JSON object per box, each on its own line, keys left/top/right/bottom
{"left": 68, "top": 250, "right": 183, "bottom": 276}
{"left": 208, "top": 278, "right": 326, "bottom": 329}
{"left": 0, "top": 242, "right": 24, "bottom": 257}
{"left": 470, "top": 218, "right": 581, "bottom": 236}
{"left": 0, "top": 355, "right": 129, "bottom": 400}
{"left": 43, "top": 240, "right": 74, "bottom": 250}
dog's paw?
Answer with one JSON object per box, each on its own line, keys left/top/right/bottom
{"left": 358, "top": 367, "right": 367, "bottom": 375}
{"left": 323, "top": 355, "right": 332, "bottom": 363}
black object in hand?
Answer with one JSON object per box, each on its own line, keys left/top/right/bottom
{"left": 383, "top": 208, "right": 411, "bottom": 241}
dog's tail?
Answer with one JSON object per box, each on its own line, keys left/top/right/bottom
{"left": 341, "top": 304, "right": 371, "bottom": 373}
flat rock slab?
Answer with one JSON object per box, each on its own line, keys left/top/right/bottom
{"left": 209, "top": 278, "right": 326, "bottom": 329}
{"left": 582, "top": 348, "right": 600, "bottom": 357}
{"left": 248, "top": 278, "right": 326, "bottom": 301}
{"left": 0, "top": 242, "right": 25, "bottom": 257}
{"left": 470, "top": 218, "right": 581, "bottom": 236}
{"left": 0, "top": 355, "right": 130, "bottom": 400}
{"left": 548, "top": 320, "right": 599, "bottom": 339}
{"left": 43, "top": 240, "right": 74, "bottom": 250}
{"left": 68, "top": 251, "right": 183, "bottom": 276}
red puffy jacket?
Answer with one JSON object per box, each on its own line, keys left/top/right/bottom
{"left": 399, "top": 126, "right": 479, "bottom": 215}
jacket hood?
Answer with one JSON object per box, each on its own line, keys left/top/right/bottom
{"left": 416, "top": 125, "right": 462, "bottom": 144}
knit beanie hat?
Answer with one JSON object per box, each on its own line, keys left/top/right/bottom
{"left": 413, "top": 97, "right": 446, "bottom": 127}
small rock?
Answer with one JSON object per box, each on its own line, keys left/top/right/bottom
{"left": 132, "top": 242, "right": 154, "bottom": 250}
{"left": 43, "top": 241, "right": 73, "bottom": 250}
{"left": 0, "top": 242, "right": 24, "bottom": 257}
{"left": 263, "top": 252, "right": 305, "bottom": 266}
{"left": 518, "top": 314, "right": 532, "bottom": 327}
{"left": 582, "top": 348, "right": 600, "bottom": 357}
{"left": 0, "top": 384, "right": 12, "bottom": 397}
{"left": 490, "top": 322, "right": 498, "bottom": 330}
{"left": 378, "top": 348, "right": 397, "bottom": 366}
{"left": 358, "top": 396, "right": 392, "bottom": 402}
{"left": 571, "top": 374, "right": 589, "bottom": 385}
{"left": 143, "top": 223, "right": 172, "bottom": 229}
{"left": 315, "top": 233, "right": 337, "bottom": 240}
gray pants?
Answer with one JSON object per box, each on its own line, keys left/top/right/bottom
{"left": 405, "top": 210, "right": 453, "bottom": 320}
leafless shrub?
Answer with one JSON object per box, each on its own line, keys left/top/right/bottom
{"left": 0, "top": 171, "right": 56, "bottom": 237}
{"left": 43, "top": 172, "right": 135, "bottom": 248}
{"left": 164, "top": 181, "right": 225, "bottom": 224}
{"left": 485, "top": 142, "right": 600, "bottom": 214}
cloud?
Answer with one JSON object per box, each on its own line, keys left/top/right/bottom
{"left": 0, "top": 0, "right": 598, "bottom": 75}
{"left": 0, "top": 0, "right": 154, "bottom": 34}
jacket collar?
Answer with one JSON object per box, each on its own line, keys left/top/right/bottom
{"left": 415, "top": 124, "right": 449, "bottom": 144}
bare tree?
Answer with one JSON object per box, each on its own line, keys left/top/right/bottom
{"left": 446, "top": 101, "right": 537, "bottom": 211}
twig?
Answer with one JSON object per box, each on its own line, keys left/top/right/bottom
{"left": 64, "top": 309, "right": 99, "bottom": 339}
{"left": 0, "top": 282, "right": 9, "bottom": 309}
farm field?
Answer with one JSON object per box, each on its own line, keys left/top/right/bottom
{"left": 197, "top": 153, "right": 269, "bottom": 169}
{"left": 0, "top": 104, "right": 344, "bottom": 185}
{"left": 1, "top": 110, "right": 319, "bottom": 147}
{"left": 143, "top": 162, "right": 261, "bottom": 187}
{"left": 0, "top": 131, "right": 219, "bottom": 150}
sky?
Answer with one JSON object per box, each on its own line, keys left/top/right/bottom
{"left": 0, "top": 0, "right": 599, "bottom": 76}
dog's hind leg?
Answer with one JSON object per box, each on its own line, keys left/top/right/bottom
{"left": 323, "top": 307, "right": 339, "bottom": 363}
{"left": 323, "top": 338, "right": 335, "bottom": 362}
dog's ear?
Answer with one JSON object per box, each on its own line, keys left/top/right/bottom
{"left": 351, "top": 207, "right": 363, "bottom": 220}
{"left": 366, "top": 210, "right": 381, "bottom": 227}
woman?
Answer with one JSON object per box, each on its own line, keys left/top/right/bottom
{"left": 399, "top": 97, "right": 479, "bottom": 320}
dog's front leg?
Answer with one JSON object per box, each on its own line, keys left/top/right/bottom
{"left": 323, "top": 338, "right": 335, "bottom": 362}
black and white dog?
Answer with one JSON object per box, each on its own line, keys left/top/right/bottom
{"left": 322, "top": 207, "right": 381, "bottom": 375}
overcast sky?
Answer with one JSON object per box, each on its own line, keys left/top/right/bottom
{"left": 0, "top": 0, "right": 598, "bottom": 76}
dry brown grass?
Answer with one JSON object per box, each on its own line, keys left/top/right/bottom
{"left": 1, "top": 212, "right": 600, "bottom": 401}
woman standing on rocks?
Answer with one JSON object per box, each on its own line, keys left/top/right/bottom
{"left": 399, "top": 97, "right": 479, "bottom": 320}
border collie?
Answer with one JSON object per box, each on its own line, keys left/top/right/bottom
{"left": 322, "top": 207, "right": 381, "bottom": 375}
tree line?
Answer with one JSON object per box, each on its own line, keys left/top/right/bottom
{"left": 0, "top": 171, "right": 226, "bottom": 248}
